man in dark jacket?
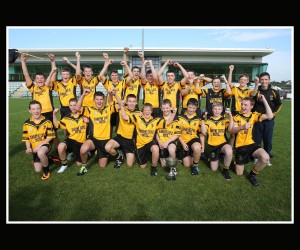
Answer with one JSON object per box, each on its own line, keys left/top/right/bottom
{"left": 252, "top": 72, "right": 282, "bottom": 166}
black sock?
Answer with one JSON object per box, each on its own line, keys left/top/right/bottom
{"left": 43, "top": 166, "right": 50, "bottom": 174}
{"left": 151, "top": 165, "right": 157, "bottom": 168}
{"left": 223, "top": 168, "right": 229, "bottom": 172}
{"left": 250, "top": 170, "right": 257, "bottom": 176}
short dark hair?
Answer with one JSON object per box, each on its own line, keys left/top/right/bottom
{"left": 259, "top": 72, "right": 270, "bottom": 79}
{"left": 94, "top": 91, "right": 105, "bottom": 99}
{"left": 187, "top": 98, "right": 199, "bottom": 107}
{"left": 29, "top": 100, "right": 42, "bottom": 109}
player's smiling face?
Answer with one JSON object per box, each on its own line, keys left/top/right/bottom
{"left": 29, "top": 103, "right": 42, "bottom": 119}
{"left": 35, "top": 75, "right": 46, "bottom": 87}
{"left": 126, "top": 97, "right": 137, "bottom": 111}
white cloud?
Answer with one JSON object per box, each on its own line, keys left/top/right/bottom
{"left": 211, "top": 30, "right": 290, "bottom": 42}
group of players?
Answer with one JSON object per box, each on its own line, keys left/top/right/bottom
{"left": 21, "top": 48, "right": 282, "bottom": 186}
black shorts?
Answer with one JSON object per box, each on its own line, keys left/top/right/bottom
{"left": 180, "top": 138, "right": 201, "bottom": 159}
{"left": 235, "top": 144, "right": 261, "bottom": 165}
{"left": 61, "top": 138, "right": 83, "bottom": 162}
{"left": 113, "top": 134, "right": 136, "bottom": 154}
{"left": 111, "top": 112, "right": 118, "bottom": 127}
{"left": 159, "top": 141, "right": 177, "bottom": 158}
{"left": 60, "top": 106, "right": 71, "bottom": 119}
{"left": 209, "top": 142, "right": 227, "bottom": 161}
{"left": 89, "top": 137, "right": 109, "bottom": 159}
{"left": 32, "top": 144, "right": 51, "bottom": 163}
{"left": 136, "top": 141, "right": 157, "bottom": 165}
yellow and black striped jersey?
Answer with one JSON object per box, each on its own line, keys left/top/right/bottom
{"left": 26, "top": 82, "right": 54, "bottom": 113}
{"left": 181, "top": 83, "right": 201, "bottom": 108}
{"left": 200, "top": 88, "right": 231, "bottom": 116}
{"left": 56, "top": 111, "right": 87, "bottom": 143}
{"left": 83, "top": 105, "right": 115, "bottom": 140}
{"left": 142, "top": 81, "right": 161, "bottom": 108}
{"left": 230, "top": 86, "right": 252, "bottom": 113}
{"left": 233, "top": 112, "right": 264, "bottom": 148}
{"left": 161, "top": 81, "right": 183, "bottom": 109}
{"left": 124, "top": 77, "right": 141, "bottom": 100}
{"left": 78, "top": 76, "right": 101, "bottom": 107}
{"left": 204, "top": 116, "right": 229, "bottom": 146}
{"left": 22, "top": 115, "right": 55, "bottom": 149}
{"left": 103, "top": 78, "right": 125, "bottom": 102}
{"left": 52, "top": 76, "right": 78, "bottom": 107}
{"left": 178, "top": 113, "right": 202, "bottom": 143}
{"left": 117, "top": 107, "right": 141, "bottom": 139}
{"left": 157, "top": 117, "right": 181, "bottom": 143}
{"left": 128, "top": 115, "right": 166, "bottom": 149}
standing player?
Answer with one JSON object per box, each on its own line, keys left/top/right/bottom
{"left": 21, "top": 52, "right": 59, "bottom": 149}
{"left": 158, "top": 59, "right": 189, "bottom": 114}
{"left": 22, "top": 101, "right": 56, "bottom": 180}
{"left": 141, "top": 59, "right": 162, "bottom": 118}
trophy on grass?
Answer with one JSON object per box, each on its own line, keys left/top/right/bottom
{"left": 166, "top": 157, "right": 178, "bottom": 181}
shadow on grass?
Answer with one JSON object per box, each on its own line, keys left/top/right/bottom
{"left": 9, "top": 184, "right": 56, "bottom": 221}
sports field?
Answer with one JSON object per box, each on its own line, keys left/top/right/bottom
{"left": 8, "top": 98, "right": 292, "bottom": 223}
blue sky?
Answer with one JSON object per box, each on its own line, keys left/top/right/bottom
{"left": 7, "top": 26, "right": 293, "bottom": 82}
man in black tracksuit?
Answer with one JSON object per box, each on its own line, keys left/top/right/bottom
{"left": 252, "top": 72, "right": 282, "bottom": 164}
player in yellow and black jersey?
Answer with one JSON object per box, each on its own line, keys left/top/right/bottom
{"left": 178, "top": 98, "right": 205, "bottom": 175}
{"left": 75, "top": 52, "right": 103, "bottom": 108}
{"left": 99, "top": 52, "right": 133, "bottom": 130}
{"left": 105, "top": 93, "right": 141, "bottom": 168}
{"left": 123, "top": 48, "right": 142, "bottom": 103}
{"left": 158, "top": 59, "right": 189, "bottom": 114}
{"left": 21, "top": 52, "right": 59, "bottom": 150}
{"left": 156, "top": 99, "right": 180, "bottom": 169}
{"left": 201, "top": 102, "right": 234, "bottom": 180}
{"left": 53, "top": 98, "right": 88, "bottom": 174}
{"left": 180, "top": 71, "right": 212, "bottom": 116}
{"left": 199, "top": 76, "right": 232, "bottom": 118}
{"left": 74, "top": 89, "right": 115, "bottom": 175}
{"left": 120, "top": 101, "right": 176, "bottom": 176}
{"left": 22, "top": 101, "right": 56, "bottom": 181}
{"left": 141, "top": 60, "right": 162, "bottom": 118}
{"left": 228, "top": 96, "right": 273, "bottom": 186}
{"left": 227, "top": 65, "right": 259, "bottom": 148}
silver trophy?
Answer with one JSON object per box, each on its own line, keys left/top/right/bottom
{"left": 166, "top": 157, "right": 178, "bottom": 181}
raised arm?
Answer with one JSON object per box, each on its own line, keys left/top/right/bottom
{"left": 116, "top": 94, "right": 129, "bottom": 122}
{"left": 148, "top": 60, "right": 158, "bottom": 83}
{"left": 227, "top": 65, "right": 234, "bottom": 88}
{"left": 166, "top": 107, "right": 177, "bottom": 125}
{"left": 222, "top": 74, "right": 232, "bottom": 95}
{"left": 75, "top": 89, "right": 90, "bottom": 111}
{"left": 48, "top": 54, "right": 57, "bottom": 82}
{"left": 106, "top": 88, "right": 115, "bottom": 106}
{"left": 99, "top": 53, "right": 112, "bottom": 82}
{"left": 199, "top": 74, "right": 212, "bottom": 84}
{"left": 157, "top": 59, "right": 172, "bottom": 85}
{"left": 62, "top": 56, "right": 77, "bottom": 72}
{"left": 75, "top": 51, "right": 82, "bottom": 76}
{"left": 123, "top": 47, "right": 129, "bottom": 77}
{"left": 137, "top": 50, "right": 144, "bottom": 66}
{"left": 45, "top": 67, "right": 57, "bottom": 87}
{"left": 20, "top": 53, "right": 32, "bottom": 86}
{"left": 225, "top": 109, "right": 234, "bottom": 132}
{"left": 52, "top": 108, "right": 60, "bottom": 128}
{"left": 174, "top": 62, "right": 188, "bottom": 86}
{"left": 141, "top": 60, "right": 148, "bottom": 84}
{"left": 122, "top": 60, "right": 133, "bottom": 84}
{"left": 251, "top": 76, "right": 259, "bottom": 97}
{"left": 260, "top": 94, "right": 274, "bottom": 120}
